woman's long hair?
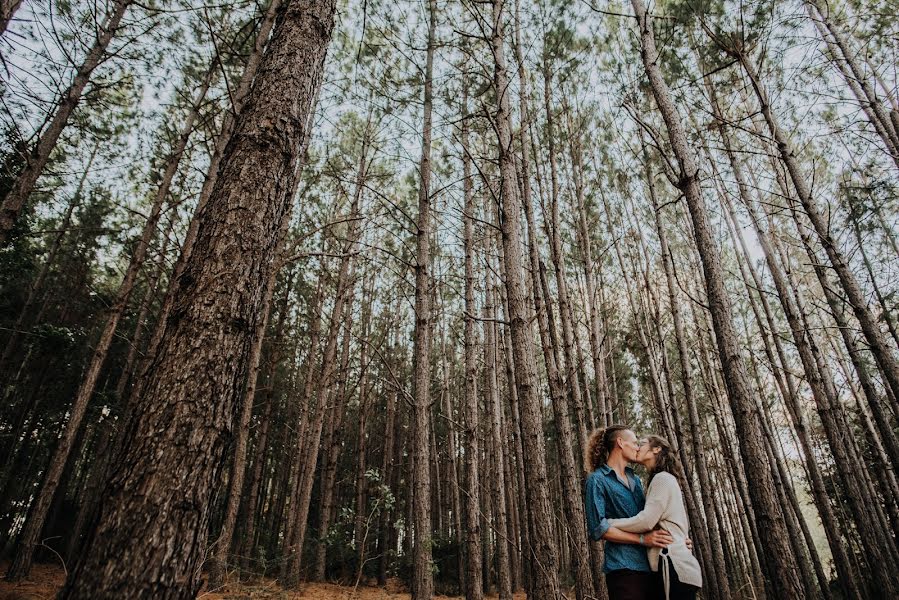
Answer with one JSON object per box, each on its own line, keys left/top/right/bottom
{"left": 645, "top": 435, "right": 685, "bottom": 485}
{"left": 584, "top": 425, "right": 628, "bottom": 474}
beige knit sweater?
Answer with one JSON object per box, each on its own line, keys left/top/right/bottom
{"left": 608, "top": 471, "right": 703, "bottom": 590}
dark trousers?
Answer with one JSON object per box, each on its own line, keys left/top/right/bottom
{"left": 605, "top": 569, "right": 658, "bottom": 600}
{"left": 655, "top": 561, "right": 698, "bottom": 600}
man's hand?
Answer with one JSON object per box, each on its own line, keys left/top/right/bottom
{"left": 643, "top": 529, "right": 673, "bottom": 548}
{"left": 685, "top": 537, "right": 693, "bottom": 551}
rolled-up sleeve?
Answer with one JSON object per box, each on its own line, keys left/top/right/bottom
{"left": 585, "top": 474, "right": 611, "bottom": 541}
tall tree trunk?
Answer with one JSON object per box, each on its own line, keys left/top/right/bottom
{"left": 5, "top": 67, "right": 212, "bottom": 582}
{"left": 541, "top": 61, "right": 588, "bottom": 452}
{"left": 240, "top": 369, "right": 276, "bottom": 571}
{"left": 563, "top": 105, "right": 610, "bottom": 427}
{"left": 411, "top": 1, "right": 436, "bottom": 596}
{"left": 283, "top": 216, "right": 362, "bottom": 586}
{"left": 0, "top": 0, "right": 132, "bottom": 245}
{"left": 629, "top": 2, "right": 804, "bottom": 597}
{"left": 484, "top": 278, "right": 512, "bottom": 600}
{"left": 460, "top": 78, "right": 484, "bottom": 600}
{"left": 490, "top": 0, "right": 561, "bottom": 596}
{"left": 56, "top": 2, "right": 336, "bottom": 596}
{"left": 711, "top": 90, "right": 866, "bottom": 599}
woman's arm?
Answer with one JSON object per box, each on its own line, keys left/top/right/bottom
{"left": 608, "top": 474, "right": 674, "bottom": 533}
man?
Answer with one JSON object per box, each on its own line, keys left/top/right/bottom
{"left": 584, "top": 425, "right": 671, "bottom": 600}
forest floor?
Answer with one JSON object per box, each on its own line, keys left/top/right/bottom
{"left": 0, "top": 564, "right": 528, "bottom": 599}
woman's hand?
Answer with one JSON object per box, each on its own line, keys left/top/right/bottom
{"left": 642, "top": 529, "right": 674, "bottom": 548}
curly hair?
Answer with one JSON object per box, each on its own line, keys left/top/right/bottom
{"left": 583, "top": 425, "right": 629, "bottom": 474}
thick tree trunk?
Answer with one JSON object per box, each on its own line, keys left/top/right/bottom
{"left": 629, "top": 2, "right": 804, "bottom": 597}
{"left": 140, "top": 0, "right": 284, "bottom": 376}
{"left": 5, "top": 68, "right": 212, "bottom": 583}
{"left": 490, "top": 0, "right": 560, "bottom": 596}
{"left": 56, "top": 3, "right": 336, "bottom": 596}
{"left": 0, "top": 0, "right": 132, "bottom": 246}
{"left": 411, "top": 2, "right": 436, "bottom": 597}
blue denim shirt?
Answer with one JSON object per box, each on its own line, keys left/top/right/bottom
{"left": 585, "top": 464, "right": 651, "bottom": 573}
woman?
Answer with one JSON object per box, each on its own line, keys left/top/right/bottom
{"left": 608, "top": 435, "right": 702, "bottom": 600}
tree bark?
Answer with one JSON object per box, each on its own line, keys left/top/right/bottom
{"left": 642, "top": 141, "right": 729, "bottom": 600}
{"left": 484, "top": 278, "right": 512, "bottom": 600}
{"left": 459, "top": 77, "right": 484, "bottom": 599}
{"left": 56, "top": 2, "right": 336, "bottom": 596}
{"left": 411, "top": 1, "right": 436, "bottom": 596}
{"left": 209, "top": 266, "right": 293, "bottom": 587}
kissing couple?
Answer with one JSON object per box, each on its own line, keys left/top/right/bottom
{"left": 584, "top": 425, "right": 703, "bottom": 600}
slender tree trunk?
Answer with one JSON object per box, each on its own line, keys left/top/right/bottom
{"left": 541, "top": 62, "right": 589, "bottom": 452}
{"left": 490, "top": 0, "right": 560, "bottom": 596}
{"left": 0, "top": 0, "right": 132, "bottom": 245}
{"left": 563, "top": 107, "right": 610, "bottom": 427}
{"left": 460, "top": 79, "right": 483, "bottom": 598}
{"left": 353, "top": 283, "right": 374, "bottom": 568}
{"left": 240, "top": 372, "right": 275, "bottom": 571}
{"left": 484, "top": 278, "right": 512, "bottom": 600}
{"left": 411, "top": 1, "right": 436, "bottom": 597}
{"left": 5, "top": 67, "right": 212, "bottom": 582}
{"left": 711, "top": 93, "right": 866, "bottom": 599}
{"left": 57, "top": 3, "right": 336, "bottom": 596}
{"left": 283, "top": 222, "right": 362, "bottom": 586}
{"left": 377, "top": 380, "right": 398, "bottom": 584}
{"left": 629, "top": 3, "right": 804, "bottom": 596}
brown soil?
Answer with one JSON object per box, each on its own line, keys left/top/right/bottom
{"left": 0, "top": 564, "right": 527, "bottom": 599}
